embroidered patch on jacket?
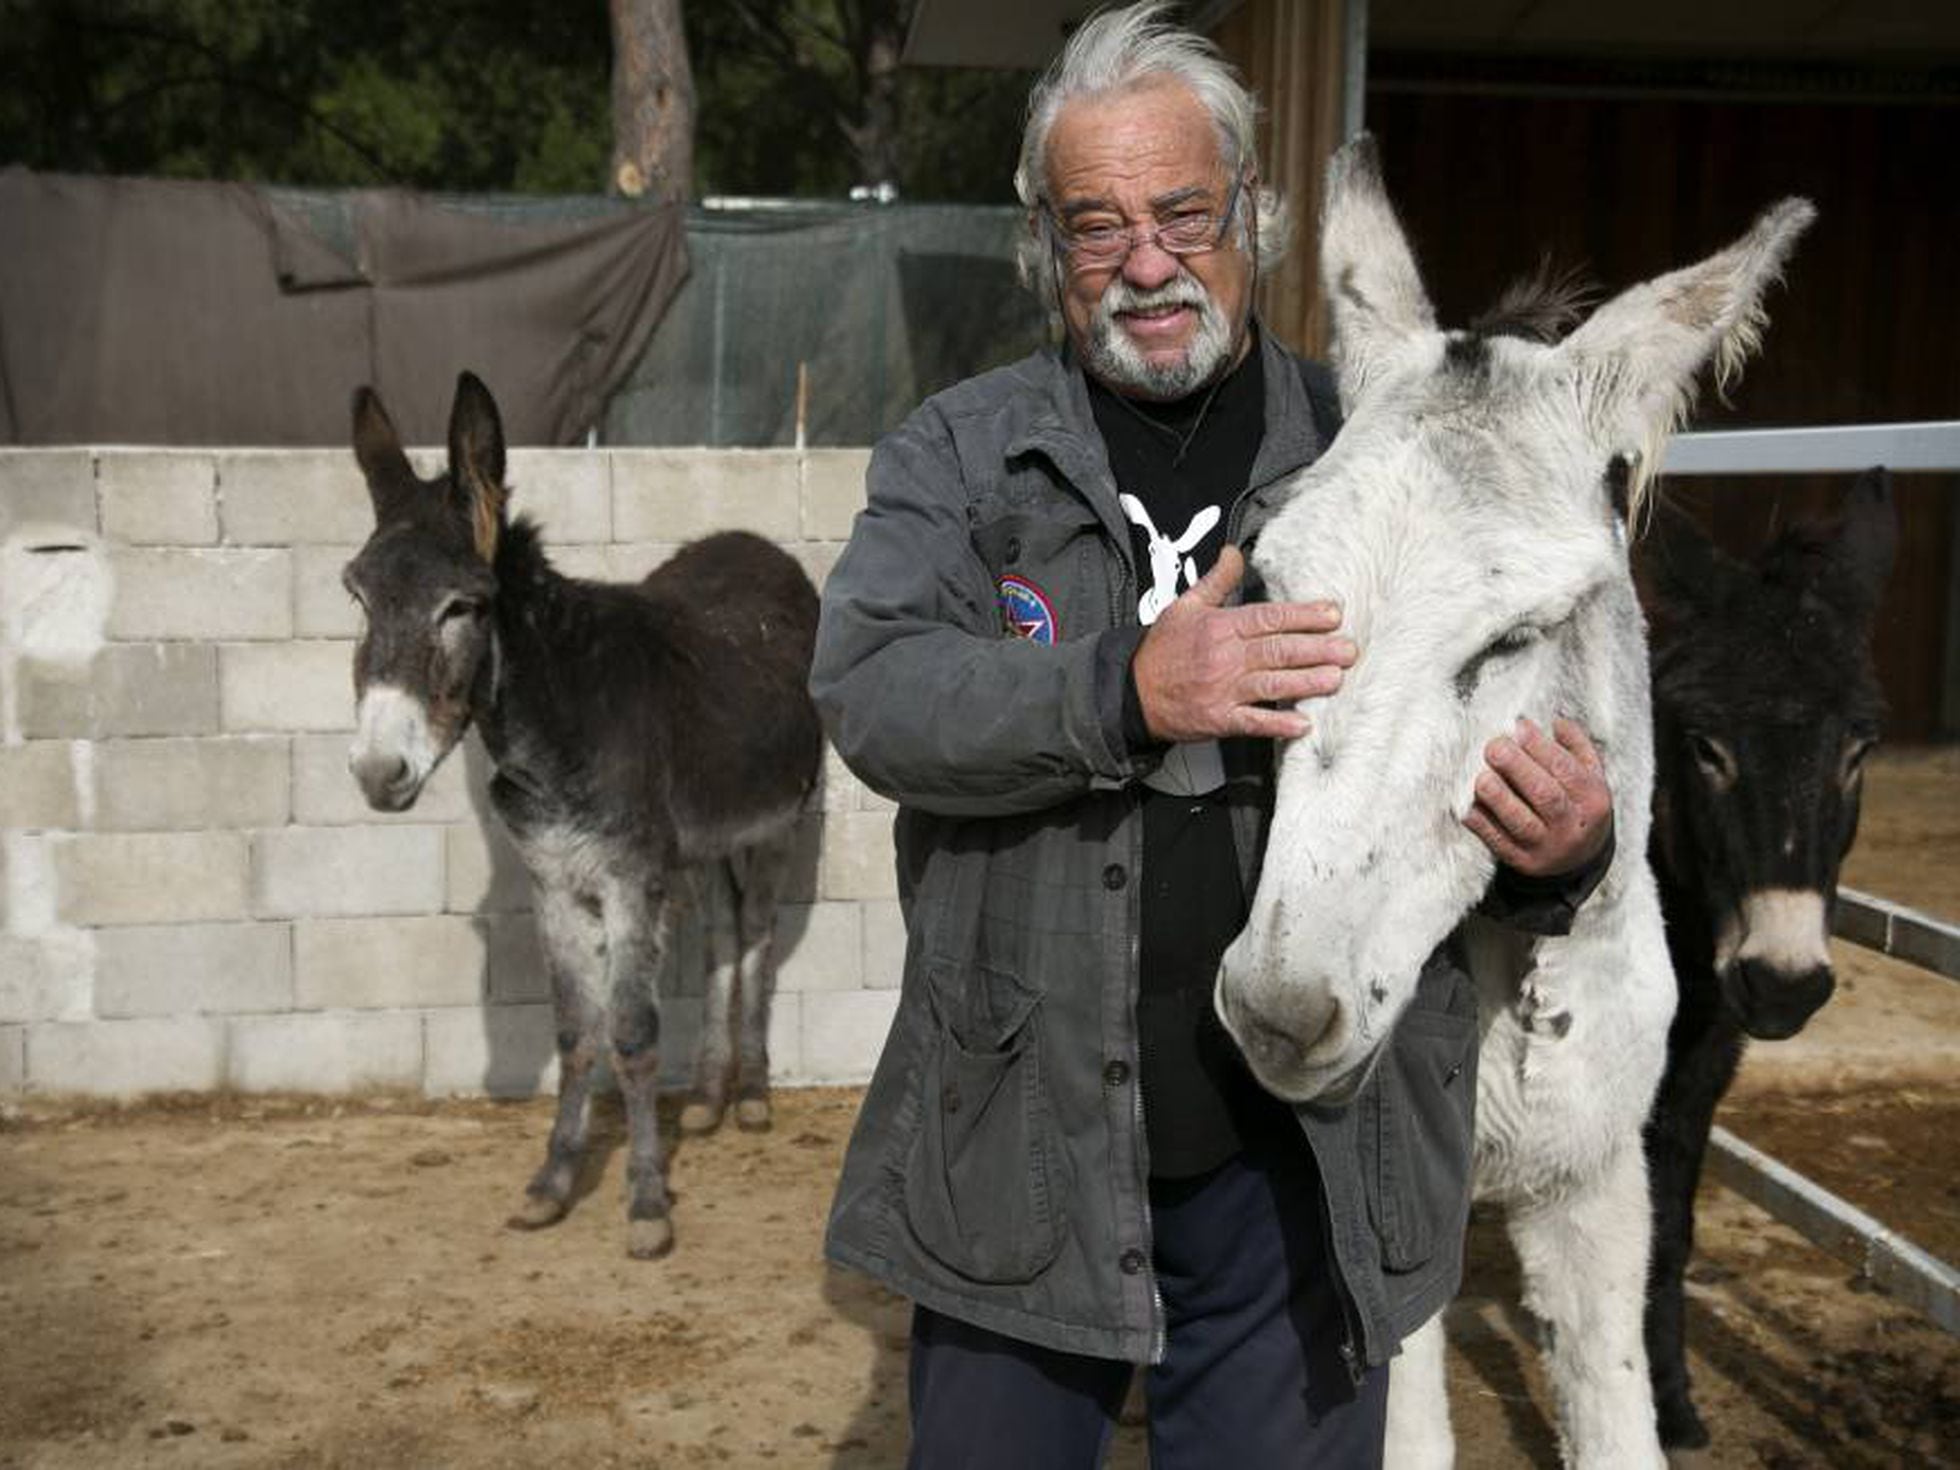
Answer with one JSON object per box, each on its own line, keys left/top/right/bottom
{"left": 998, "top": 574, "right": 1059, "bottom": 645}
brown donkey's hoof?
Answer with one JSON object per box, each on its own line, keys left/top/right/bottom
{"left": 678, "top": 1100, "right": 725, "bottom": 1136}
{"left": 506, "top": 1194, "right": 568, "bottom": 1231}
{"left": 734, "top": 1097, "right": 773, "bottom": 1132}
{"left": 627, "top": 1216, "right": 675, "bottom": 1260}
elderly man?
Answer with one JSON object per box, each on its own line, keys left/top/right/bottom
{"left": 812, "top": 5, "right": 1612, "bottom": 1466}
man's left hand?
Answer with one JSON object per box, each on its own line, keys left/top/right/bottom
{"left": 1465, "top": 716, "right": 1613, "bottom": 878}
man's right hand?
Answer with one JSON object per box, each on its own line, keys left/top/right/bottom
{"left": 1131, "top": 544, "right": 1354, "bottom": 743}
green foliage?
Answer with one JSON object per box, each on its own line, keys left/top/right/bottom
{"left": 688, "top": 0, "right": 1030, "bottom": 202}
{"left": 0, "top": 0, "right": 1029, "bottom": 199}
{"left": 0, "top": 0, "right": 616, "bottom": 190}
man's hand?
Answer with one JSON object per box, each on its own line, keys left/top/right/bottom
{"left": 1131, "top": 544, "right": 1356, "bottom": 742}
{"left": 1466, "top": 716, "right": 1613, "bottom": 877}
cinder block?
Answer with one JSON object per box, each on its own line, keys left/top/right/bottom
{"left": 817, "top": 744, "right": 861, "bottom": 814}
{"left": 0, "top": 450, "right": 95, "bottom": 536}
{"left": 801, "top": 449, "right": 871, "bottom": 540}
{"left": 780, "top": 813, "right": 824, "bottom": 904}
{"left": 790, "top": 541, "right": 845, "bottom": 598}
{"left": 799, "top": 988, "right": 897, "bottom": 1083}
{"left": 820, "top": 811, "right": 899, "bottom": 900}
{"left": 0, "top": 933, "right": 92, "bottom": 1023}
{"left": 600, "top": 543, "right": 679, "bottom": 583}
{"left": 446, "top": 819, "right": 533, "bottom": 914}
{"left": 53, "top": 830, "right": 250, "bottom": 926}
{"left": 220, "top": 640, "right": 355, "bottom": 732}
{"left": 109, "top": 547, "right": 292, "bottom": 641}
{"left": 0, "top": 1026, "right": 23, "bottom": 1091}
{"left": 294, "top": 914, "right": 485, "bottom": 1009}
{"left": 97, "top": 452, "right": 219, "bottom": 545}
{"left": 613, "top": 450, "right": 800, "bottom": 543}
{"left": 485, "top": 913, "right": 546, "bottom": 1003}
{"left": 505, "top": 450, "right": 611, "bottom": 542}
{"left": 776, "top": 902, "right": 863, "bottom": 993}
{"left": 2, "top": 831, "right": 55, "bottom": 934}
{"left": 542, "top": 543, "right": 612, "bottom": 582}
{"left": 0, "top": 741, "right": 79, "bottom": 830}
{"left": 227, "top": 1009, "right": 422, "bottom": 1092}
{"left": 92, "top": 736, "right": 289, "bottom": 830}
{"left": 95, "top": 921, "right": 291, "bottom": 1017}
{"left": 765, "top": 990, "right": 803, "bottom": 1082}
{"left": 293, "top": 544, "right": 364, "bottom": 637}
{"left": 17, "top": 643, "right": 220, "bottom": 738}
{"left": 290, "top": 731, "right": 478, "bottom": 825}
{"left": 218, "top": 451, "right": 373, "bottom": 545}
{"left": 424, "top": 1002, "right": 558, "bottom": 1097}
{"left": 253, "top": 825, "right": 445, "bottom": 918}
{"left": 862, "top": 899, "right": 906, "bottom": 990}
{"left": 28, "top": 1015, "right": 225, "bottom": 1095}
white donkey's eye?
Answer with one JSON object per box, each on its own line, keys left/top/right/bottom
{"left": 1454, "top": 623, "right": 1541, "bottom": 700}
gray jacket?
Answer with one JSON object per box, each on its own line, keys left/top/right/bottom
{"left": 812, "top": 332, "right": 1483, "bottom": 1370}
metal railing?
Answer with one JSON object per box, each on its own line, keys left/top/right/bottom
{"left": 1663, "top": 420, "right": 1960, "bottom": 1336}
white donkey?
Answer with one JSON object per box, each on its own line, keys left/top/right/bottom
{"left": 1217, "top": 138, "right": 1813, "bottom": 1468}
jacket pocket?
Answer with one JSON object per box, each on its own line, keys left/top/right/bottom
{"left": 903, "top": 962, "right": 1066, "bottom": 1285}
{"left": 1363, "top": 950, "right": 1477, "bottom": 1274}
{"left": 970, "top": 503, "right": 1107, "bottom": 642}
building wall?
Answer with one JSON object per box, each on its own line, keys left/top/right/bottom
{"left": 0, "top": 446, "right": 901, "bottom": 1098}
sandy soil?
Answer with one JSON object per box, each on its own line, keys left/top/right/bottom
{"left": 1, "top": 749, "right": 1955, "bottom": 1470}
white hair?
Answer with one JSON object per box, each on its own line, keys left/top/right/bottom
{"left": 1013, "top": 1, "right": 1290, "bottom": 303}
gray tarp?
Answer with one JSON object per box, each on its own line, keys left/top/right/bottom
{"left": 599, "top": 203, "right": 1048, "bottom": 447}
{"left": 0, "top": 169, "right": 688, "bottom": 446}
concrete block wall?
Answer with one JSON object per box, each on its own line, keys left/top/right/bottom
{"left": 0, "top": 444, "right": 903, "bottom": 1099}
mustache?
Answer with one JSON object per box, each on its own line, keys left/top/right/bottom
{"left": 1100, "top": 276, "right": 1212, "bottom": 316}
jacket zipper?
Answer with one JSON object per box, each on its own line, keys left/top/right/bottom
{"left": 1307, "top": 1126, "right": 1368, "bottom": 1386}
{"left": 1230, "top": 468, "right": 1370, "bottom": 1382}
{"left": 1116, "top": 553, "right": 1167, "bottom": 1365}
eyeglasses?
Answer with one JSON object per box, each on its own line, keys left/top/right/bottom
{"left": 1044, "top": 176, "right": 1245, "bottom": 273}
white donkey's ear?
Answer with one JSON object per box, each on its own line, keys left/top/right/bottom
{"left": 1319, "top": 136, "right": 1436, "bottom": 410}
{"left": 1558, "top": 199, "right": 1815, "bottom": 491}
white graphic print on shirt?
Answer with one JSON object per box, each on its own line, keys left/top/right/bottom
{"left": 1118, "top": 493, "right": 1227, "bottom": 797}
{"left": 1119, "top": 494, "right": 1221, "bottom": 626}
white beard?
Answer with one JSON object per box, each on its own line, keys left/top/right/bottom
{"left": 1082, "top": 272, "right": 1235, "bottom": 399}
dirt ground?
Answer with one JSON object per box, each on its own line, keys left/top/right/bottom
{"left": 2, "top": 749, "right": 1956, "bottom": 1470}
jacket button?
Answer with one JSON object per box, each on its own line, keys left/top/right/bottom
{"left": 1004, "top": 535, "right": 1022, "bottom": 563}
{"left": 1102, "top": 863, "right": 1127, "bottom": 891}
{"left": 942, "top": 1085, "right": 961, "bottom": 1113}
{"left": 1119, "top": 1247, "right": 1147, "bottom": 1275}
{"left": 1103, "top": 1060, "right": 1130, "bottom": 1088}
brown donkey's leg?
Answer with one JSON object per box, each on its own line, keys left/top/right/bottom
{"left": 681, "top": 864, "right": 737, "bottom": 1135}
{"left": 733, "top": 837, "right": 791, "bottom": 1132}
{"left": 608, "top": 881, "right": 675, "bottom": 1259}
{"left": 509, "top": 886, "right": 605, "bottom": 1230}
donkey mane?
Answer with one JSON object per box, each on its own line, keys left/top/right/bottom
{"left": 1468, "top": 264, "right": 1597, "bottom": 345}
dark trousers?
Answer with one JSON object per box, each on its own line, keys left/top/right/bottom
{"left": 905, "top": 1130, "right": 1389, "bottom": 1469}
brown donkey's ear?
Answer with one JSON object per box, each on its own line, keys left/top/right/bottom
{"left": 1823, "top": 467, "right": 1898, "bottom": 628}
{"left": 351, "top": 386, "right": 416, "bottom": 521}
{"left": 448, "top": 372, "right": 508, "bottom": 562}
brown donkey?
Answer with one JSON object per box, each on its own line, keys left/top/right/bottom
{"left": 343, "top": 372, "right": 822, "bottom": 1257}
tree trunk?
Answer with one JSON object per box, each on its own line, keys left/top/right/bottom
{"left": 840, "top": 11, "right": 903, "bottom": 191}
{"left": 609, "top": 0, "right": 696, "bottom": 201}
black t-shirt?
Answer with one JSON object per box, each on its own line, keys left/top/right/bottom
{"left": 1088, "top": 341, "right": 1297, "bottom": 1179}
